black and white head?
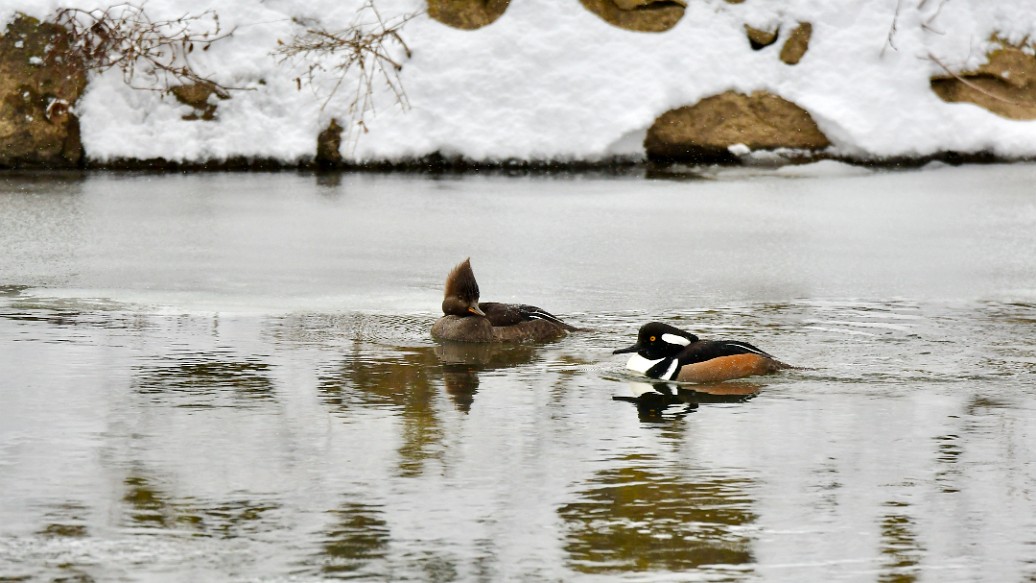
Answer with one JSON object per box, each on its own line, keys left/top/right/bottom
{"left": 613, "top": 322, "right": 699, "bottom": 380}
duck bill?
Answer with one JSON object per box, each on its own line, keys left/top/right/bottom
{"left": 612, "top": 343, "right": 640, "bottom": 355}
{"left": 467, "top": 304, "right": 486, "bottom": 317}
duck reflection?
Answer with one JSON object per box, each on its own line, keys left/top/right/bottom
{"left": 614, "top": 381, "right": 761, "bottom": 419}
{"left": 434, "top": 341, "right": 541, "bottom": 413}
{"left": 318, "top": 338, "right": 552, "bottom": 476}
{"left": 559, "top": 454, "right": 758, "bottom": 575}
{"left": 613, "top": 382, "right": 698, "bottom": 419}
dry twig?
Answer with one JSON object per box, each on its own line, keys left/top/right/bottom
{"left": 273, "top": 1, "right": 416, "bottom": 132}
{"left": 920, "top": 0, "right": 950, "bottom": 34}
{"left": 882, "top": 0, "right": 904, "bottom": 56}
{"left": 50, "top": 2, "right": 236, "bottom": 95}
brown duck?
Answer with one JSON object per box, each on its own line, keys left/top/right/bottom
{"left": 431, "top": 258, "right": 578, "bottom": 343}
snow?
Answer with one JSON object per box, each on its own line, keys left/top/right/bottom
{"left": 3, "top": 0, "right": 1036, "bottom": 164}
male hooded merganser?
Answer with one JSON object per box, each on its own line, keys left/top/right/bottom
{"left": 430, "top": 258, "right": 578, "bottom": 343}
{"left": 614, "top": 322, "right": 789, "bottom": 383}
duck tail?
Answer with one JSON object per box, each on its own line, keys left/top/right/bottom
{"left": 773, "top": 359, "right": 811, "bottom": 371}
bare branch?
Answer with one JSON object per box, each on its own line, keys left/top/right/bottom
{"left": 920, "top": 0, "right": 950, "bottom": 34}
{"left": 49, "top": 2, "right": 241, "bottom": 95}
{"left": 882, "top": 0, "right": 904, "bottom": 56}
{"left": 273, "top": 1, "right": 417, "bottom": 130}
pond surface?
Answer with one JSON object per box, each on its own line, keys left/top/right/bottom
{"left": 1, "top": 163, "right": 1035, "bottom": 582}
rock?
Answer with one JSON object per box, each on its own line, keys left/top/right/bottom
{"left": 170, "top": 81, "right": 228, "bottom": 121}
{"left": 644, "top": 90, "right": 831, "bottom": 164}
{"left": 931, "top": 42, "right": 1036, "bottom": 120}
{"left": 779, "top": 22, "right": 812, "bottom": 65}
{"left": 745, "top": 24, "right": 779, "bottom": 50}
{"left": 613, "top": 0, "right": 685, "bottom": 9}
{"left": 427, "top": 0, "right": 511, "bottom": 30}
{"left": 316, "top": 119, "right": 343, "bottom": 167}
{"left": 579, "top": 0, "right": 686, "bottom": 33}
{"left": 0, "top": 14, "right": 86, "bottom": 169}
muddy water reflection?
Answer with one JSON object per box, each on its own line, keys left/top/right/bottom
{"left": 134, "top": 351, "right": 276, "bottom": 409}
{"left": 3, "top": 293, "right": 1036, "bottom": 581}
{"left": 315, "top": 502, "right": 391, "bottom": 578}
{"left": 560, "top": 457, "right": 757, "bottom": 575}
{"left": 121, "top": 473, "right": 280, "bottom": 537}
{"left": 878, "top": 501, "right": 924, "bottom": 583}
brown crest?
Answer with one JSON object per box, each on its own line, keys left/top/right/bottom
{"left": 443, "top": 258, "right": 480, "bottom": 302}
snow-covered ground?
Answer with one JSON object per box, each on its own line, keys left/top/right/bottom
{"left": 4, "top": 0, "right": 1036, "bottom": 164}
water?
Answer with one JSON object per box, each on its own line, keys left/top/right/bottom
{"left": 1, "top": 163, "right": 1035, "bottom": 582}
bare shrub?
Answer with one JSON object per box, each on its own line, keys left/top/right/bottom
{"left": 273, "top": 1, "right": 416, "bottom": 134}
{"left": 49, "top": 2, "right": 235, "bottom": 96}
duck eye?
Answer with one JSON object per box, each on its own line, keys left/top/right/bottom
{"left": 649, "top": 336, "right": 656, "bottom": 342}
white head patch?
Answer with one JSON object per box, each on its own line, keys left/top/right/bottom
{"left": 661, "top": 333, "right": 692, "bottom": 347}
{"left": 625, "top": 354, "right": 664, "bottom": 375}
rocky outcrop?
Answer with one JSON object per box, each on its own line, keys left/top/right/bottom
{"left": 427, "top": 0, "right": 510, "bottom": 30}
{"left": 930, "top": 42, "right": 1036, "bottom": 120}
{"left": 0, "top": 15, "right": 86, "bottom": 169}
{"left": 644, "top": 91, "right": 831, "bottom": 164}
{"left": 779, "top": 22, "right": 812, "bottom": 65}
{"left": 579, "top": 0, "right": 686, "bottom": 33}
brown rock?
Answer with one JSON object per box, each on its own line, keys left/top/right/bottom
{"left": 644, "top": 90, "right": 831, "bottom": 164}
{"left": 170, "top": 81, "right": 228, "bottom": 121}
{"left": 613, "top": 0, "right": 682, "bottom": 9}
{"left": 745, "top": 24, "right": 779, "bottom": 50}
{"left": 0, "top": 14, "right": 86, "bottom": 169}
{"left": 931, "top": 43, "right": 1036, "bottom": 120}
{"left": 779, "top": 22, "right": 812, "bottom": 65}
{"left": 579, "top": 0, "right": 686, "bottom": 33}
{"left": 427, "top": 0, "right": 510, "bottom": 30}
{"left": 316, "top": 119, "right": 343, "bottom": 167}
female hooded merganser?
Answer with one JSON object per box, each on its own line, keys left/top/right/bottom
{"left": 614, "top": 322, "right": 789, "bottom": 383}
{"left": 431, "top": 258, "right": 578, "bottom": 343}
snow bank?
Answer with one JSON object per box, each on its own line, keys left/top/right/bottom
{"left": 3, "top": 0, "right": 1036, "bottom": 164}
